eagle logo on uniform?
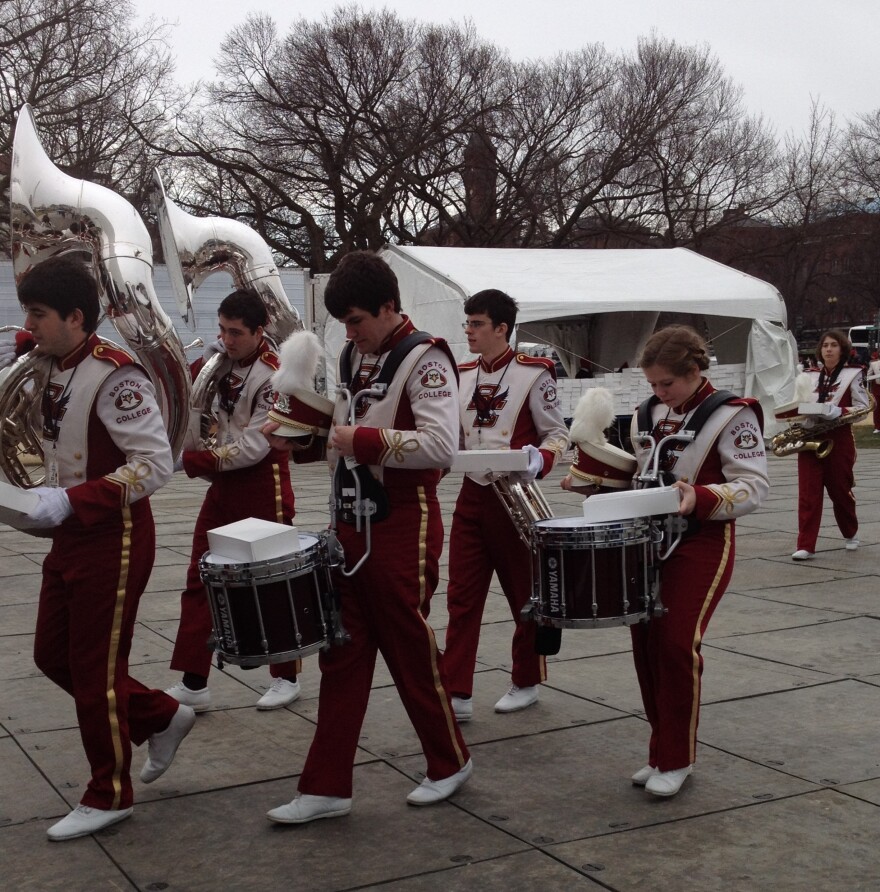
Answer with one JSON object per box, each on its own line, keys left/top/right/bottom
{"left": 470, "top": 384, "right": 509, "bottom": 427}
{"left": 544, "top": 385, "right": 557, "bottom": 402}
{"left": 421, "top": 368, "right": 447, "bottom": 388}
{"left": 41, "top": 382, "right": 70, "bottom": 442}
{"left": 218, "top": 371, "right": 245, "bottom": 415}
{"left": 115, "top": 389, "right": 143, "bottom": 412}
{"left": 733, "top": 430, "right": 759, "bottom": 450}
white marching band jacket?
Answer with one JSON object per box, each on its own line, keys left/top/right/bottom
{"left": 457, "top": 348, "right": 569, "bottom": 486}
{"left": 631, "top": 383, "right": 769, "bottom": 522}
{"left": 329, "top": 319, "right": 460, "bottom": 485}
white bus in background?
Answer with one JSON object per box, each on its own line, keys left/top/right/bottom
{"left": 848, "top": 324, "right": 879, "bottom": 363}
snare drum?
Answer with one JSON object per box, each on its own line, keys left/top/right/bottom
{"left": 200, "top": 531, "right": 339, "bottom": 667}
{"left": 530, "top": 515, "right": 658, "bottom": 628}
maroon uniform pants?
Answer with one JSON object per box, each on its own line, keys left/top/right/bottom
{"left": 171, "top": 457, "right": 298, "bottom": 678}
{"left": 34, "top": 503, "right": 179, "bottom": 810}
{"left": 796, "top": 426, "right": 857, "bottom": 552}
{"left": 630, "top": 522, "right": 734, "bottom": 772}
{"left": 298, "top": 482, "right": 469, "bottom": 798}
{"left": 444, "top": 476, "right": 546, "bottom": 697}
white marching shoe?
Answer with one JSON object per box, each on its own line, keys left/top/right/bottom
{"left": 845, "top": 538, "right": 860, "bottom": 551}
{"left": 140, "top": 704, "right": 196, "bottom": 784}
{"left": 451, "top": 696, "right": 472, "bottom": 723}
{"left": 47, "top": 805, "right": 133, "bottom": 841}
{"left": 407, "top": 759, "right": 473, "bottom": 806}
{"left": 631, "top": 765, "right": 658, "bottom": 786}
{"left": 494, "top": 685, "right": 538, "bottom": 713}
{"left": 645, "top": 765, "right": 693, "bottom": 798}
{"left": 266, "top": 794, "right": 352, "bottom": 824}
{"left": 256, "top": 678, "right": 301, "bottom": 710}
{"left": 791, "top": 549, "right": 814, "bottom": 561}
{"left": 165, "top": 680, "right": 211, "bottom": 713}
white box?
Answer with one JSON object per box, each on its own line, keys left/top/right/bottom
{"left": 582, "top": 486, "right": 680, "bottom": 523}
{"left": 798, "top": 402, "right": 831, "bottom": 416}
{"left": 0, "top": 479, "right": 40, "bottom": 514}
{"left": 451, "top": 449, "right": 529, "bottom": 474}
{"left": 0, "top": 480, "right": 41, "bottom": 530}
{"left": 207, "top": 518, "right": 300, "bottom": 563}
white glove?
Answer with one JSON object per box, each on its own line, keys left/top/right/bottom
{"left": 25, "top": 486, "right": 73, "bottom": 528}
{"left": 202, "top": 338, "right": 226, "bottom": 363}
{"left": 511, "top": 444, "right": 544, "bottom": 484}
{"left": 0, "top": 337, "right": 16, "bottom": 370}
{"left": 824, "top": 405, "right": 842, "bottom": 420}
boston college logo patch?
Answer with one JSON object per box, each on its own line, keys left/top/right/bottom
{"left": 115, "top": 389, "right": 143, "bottom": 412}
{"left": 733, "top": 429, "right": 759, "bottom": 450}
{"left": 421, "top": 368, "right": 447, "bottom": 388}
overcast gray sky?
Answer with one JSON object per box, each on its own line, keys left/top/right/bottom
{"left": 140, "top": 0, "right": 880, "bottom": 137}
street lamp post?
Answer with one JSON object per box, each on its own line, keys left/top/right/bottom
{"left": 828, "top": 295, "right": 838, "bottom": 326}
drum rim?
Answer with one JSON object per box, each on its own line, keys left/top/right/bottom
{"left": 199, "top": 533, "right": 325, "bottom": 579}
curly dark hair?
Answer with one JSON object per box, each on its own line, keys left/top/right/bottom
{"left": 218, "top": 289, "right": 269, "bottom": 332}
{"left": 463, "top": 289, "right": 517, "bottom": 341}
{"left": 18, "top": 255, "right": 100, "bottom": 332}
{"left": 324, "top": 251, "right": 401, "bottom": 319}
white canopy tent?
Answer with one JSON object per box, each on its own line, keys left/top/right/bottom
{"left": 376, "top": 245, "right": 798, "bottom": 427}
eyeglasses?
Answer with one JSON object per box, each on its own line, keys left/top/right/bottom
{"left": 461, "top": 320, "right": 490, "bottom": 330}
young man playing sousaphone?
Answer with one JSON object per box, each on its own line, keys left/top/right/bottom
{"left": 13, "top": 256, "right": 193, "bottom": 840}
{"left": 443, "top": 289, "right": 568, "bottom": 722}
{"left": 166, "top": 289, "right": 302, "bottom": 711}
{"left": 263, "top": 250, "right": 471, "bottom": 823}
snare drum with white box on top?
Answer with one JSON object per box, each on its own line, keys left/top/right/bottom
{"left": 200, "top": 531, "right": 342, "bottom": 668}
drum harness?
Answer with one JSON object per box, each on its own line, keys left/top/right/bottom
{"left": 631, "top": 389, "right": 740, "bottom": 615}
{"left": 332, "top": 331, "right": 435, "bottom": 576}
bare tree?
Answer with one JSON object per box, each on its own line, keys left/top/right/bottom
{"left": 843, "top": 108, "right": 880, "bottom": 205}
{"left": 163, "top": 6, "right": 508, "bottom": 270}
{"left": 0, "top": 0, "right": 182, "bottom": 215}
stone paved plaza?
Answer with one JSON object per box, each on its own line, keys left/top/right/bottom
{"left": 2, "top": 441, "right": 879, "bottom": 891}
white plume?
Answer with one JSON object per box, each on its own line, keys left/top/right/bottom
{"left": 794, "top": 371, "right": 814, "bottom": 404}
{"left": 569, "top": 387, "right": 615, "bottom": 446}
{"left": 271, "top": 329, "right": 322, "bottom": 393}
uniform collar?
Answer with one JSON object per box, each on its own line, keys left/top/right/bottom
{"left": 236, "top": 336, "right": 271, "bottom": 368}
{"left": 56, "top": 333, "right": 97, "bottom": 371}
{"left": 377, "top": 315, "right": 415, "bottom": 354}
{"left": 479, "top": 345, "right": 514, "bottom": 373}
{"left": 674, "top": 378, "right": 714, "bottom": 414}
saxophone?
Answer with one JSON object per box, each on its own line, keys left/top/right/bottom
{"left": 769, "top": 396, "right": 874, "bottom": 459}
{"left": 3, "top": 104, "right": 192, "bottom": 486}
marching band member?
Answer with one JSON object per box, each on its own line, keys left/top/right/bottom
{"left": 866, "top": 349, "right": 879, "bottom": 433}
{"left": 563, "top": 325, "right": 768, "bottom": 798}
{"left": 786, "top": 329, "right": 869, "bottom": 561}
{"left": 17, "top": 257, "right": 192, "bottom": 840}
{"left": 265, "top": 251, "right": 471, "bottom": 824}
{"left": 166, "top": 290, "right": 302, "bottom": 711}
{"left": 444, "top": 290, "right": 567, "bottom": 721}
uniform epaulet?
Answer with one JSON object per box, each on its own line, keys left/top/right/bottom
{"left": 728, "top": 396, "right": 758, "bottom": 407}
{"left": 259, "top": 350, "right": 281, "bottom": 371}
{"left": 458, "top": 358, "right": 480, "bottom": 371}
{"left": 92, "top": 342, "right": 134, "bottom": 368}
{"left": 515, "top": 353, "right": 555, "bottom": 372}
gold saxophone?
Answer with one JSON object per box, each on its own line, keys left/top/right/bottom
{"left": 769, "top": 396, "right": 874, "bottom": 459}
{"left": 3, "top": 105, "right": 192, "bottom": 487}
